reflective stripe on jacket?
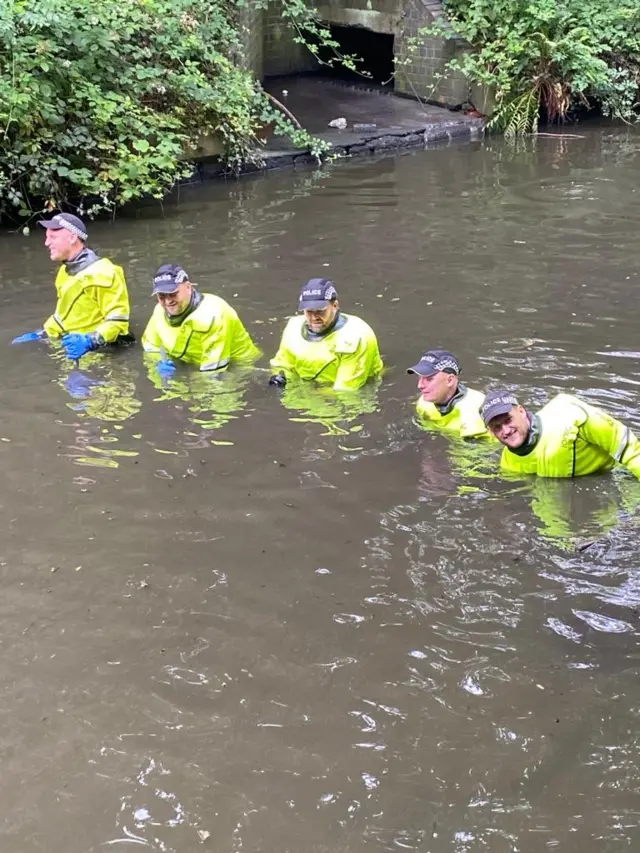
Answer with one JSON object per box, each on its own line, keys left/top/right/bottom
{"left": 141, "top": 293, "right": 260, "bottom": 370}
{"left": 416, "top": 387, "right": 488, "bottom": 439}
{"left": 270, "top": 313, "right": 383, "bottom": 391}
{"left": 43, "top": 258, "right": 130, "bottom": 342}
{"left": 501, "top": 393, "right": 640, "bottom": 478}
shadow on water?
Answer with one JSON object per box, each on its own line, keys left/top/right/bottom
{"left": 3, "top": 127, "right": 640, "bottom": 850}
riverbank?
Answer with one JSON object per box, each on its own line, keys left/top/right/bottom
{"left": 192, "top": 77, "right": 484, "bottom": 179}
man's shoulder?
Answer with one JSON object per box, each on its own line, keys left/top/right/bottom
{"left": 281, "top": 314, "right": 305, "bottom": 334}
{"left": 459, "top": 386, "right": 485, "bottom": 408}
{"left": 71, "top": 256, "right": 120, "bottom": 285}
{"left": 199, "top": 292, "right": 228, "bottom": 308}
{"left": 540, "top": 393, "right": 586, "bottom": 423}
{"left": 336, "top": 314, "right": 379, "bottom": 350}
{"left": 341, "top": 313, "right": 376, "bottom": 335}
{"left": 416, "top": 396, "right": 438, "bottom": 419}
{"left": 189, "top": 293, "right": 231, "bottom": 330}
{"left": 149, "top": 301, "right": 166, "bottom": 321}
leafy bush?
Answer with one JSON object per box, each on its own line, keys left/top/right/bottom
{"left": 429, "top": 0, "right": 640, "bottom": 133}
{"left": 0, "top": 0, "right": 326, "bottom": 220}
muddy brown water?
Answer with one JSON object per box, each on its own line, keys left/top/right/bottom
{"left": 2, "top": 129, "right": 640, "bottom": 852}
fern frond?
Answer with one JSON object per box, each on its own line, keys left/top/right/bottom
{"left": 487, "top": 88, "right": 540, "bottom": 136}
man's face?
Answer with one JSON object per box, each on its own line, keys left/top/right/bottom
{"left": 303, "top": 301, "right": 339, "bottom": 334}
{"left": 45, "top": 227, "right": 83, "bottom": 262}
{"left": 488, "top": 405, "right": 530, "bottom": 449}
{"left": 157, "top": 281, "right": 193, "bottom": 315}
{"left": 417, "top": 370, "right": 457, "bottom": 405}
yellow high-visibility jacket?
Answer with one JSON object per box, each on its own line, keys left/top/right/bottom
{"left": 416, "top": 386, "right": 489, "bottom": 439}
{"left": 501, "top": 393, "right": 640, "bottom": 478}
{"left": 142, "top": 293, "right": 260, "bottom": 370}
{"left": 43, "top": 258, "right": 130, "bottom": 342}
{"left": 270, "top": 314, "right": 383, "bottom": 391}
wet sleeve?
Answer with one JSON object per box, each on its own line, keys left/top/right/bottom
{"left": 333, "top": 339, "right": 375, "bottom": 391}
{"left": 270, "top": 335, "right": 297, "bottom": 378}
{"left": 42, "top": 313, "right": 62, "bottom": 338}
{"left": 141, "top": 317, "right": 163, "bottom": 354}
{"left": 459, "top": 417, "right": 490, "bottom": 440}
{"left": 578, "top": 403, "right": 640, "bottom": 479}
{"left": 199, "top": 320, "right": 233, "bottom": 372}
{"left": 92, "top": 266, "right": 130, "bottom": 343}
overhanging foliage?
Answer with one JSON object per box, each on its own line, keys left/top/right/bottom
{"left": 428, "top": 0, "right": 640, "bottom": 134}
{"left": 0, "top": 0, "right": 328, "bottom": 220}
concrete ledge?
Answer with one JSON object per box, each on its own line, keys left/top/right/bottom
{"left": 190, "top": 118, "right": 482, "bottom": 182}
{"left": 186, "top": 79, "right": 484, "bottom": 182}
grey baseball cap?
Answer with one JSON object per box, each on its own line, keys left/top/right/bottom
{"left": 38, "top": 212, "right": 88, "bottom": 242}
{"left": 152, "top": 264, "right": 190, "bottom": 295}
{"left": 480, "top": 389, "right": 520, "bottom": 425}
{"left": 407, "top": 349, "right": 460, "bottom": 377}
{"left": 298, "top": 278, "right": 338, "bottom": 311}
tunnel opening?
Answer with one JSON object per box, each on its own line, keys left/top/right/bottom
{"left": 317, "top": 24, "right": 395, "bottom": 88}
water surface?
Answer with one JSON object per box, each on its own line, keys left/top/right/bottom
{"left": 3, "top": 128, "right": 640, "bottom": 852}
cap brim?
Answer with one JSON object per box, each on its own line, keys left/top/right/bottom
{"left": 483, "top": 404, "right": 515, "bottom": 425}
{"left": 407, "top": 364, "right": 437, "bottom": 377}
{"left": 299, "top": 300, "right": 330, "bottom": 311}
{"left": 38, "top": 221, "right": 63, "bottom": 230}
{"left": 152, "top": 284, "right": 180, "bottom": 295}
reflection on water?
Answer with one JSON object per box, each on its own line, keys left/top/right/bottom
{"left": 144, "top": 360, "right": 256, "bottom": 433}
{"left": 278, "top": 377, "right": 381, "bottom": 435}
{"left": 3, "top": 127, "right": 640, "bottom": 851}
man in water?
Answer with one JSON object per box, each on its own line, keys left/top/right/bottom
{"left": 481, "top": 389, "right": 640, "bottom": 478}
{"left": 13, "top": 213, "right": 132, "bottom": 359}
{"left": 269, "top": 278, "right": 383, "bottom": 391}
{"left": 141, "top": 264, "right": 260, "bottom": 376}
{"left": 408, "top": 349, "right": 488, "bottom": 439}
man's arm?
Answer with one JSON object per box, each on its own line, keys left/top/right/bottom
{"left": 459, "top": 415, "right": 490, "bottom": 440}
{"left": 92, "top": 265, "right": 130, "bottom": 344}
{"left": 141, "top": 314, "right": 163, "bottom": 354}
{"left": 333, "top": 339, "right": 376, "bottom": 391}
{"left": 577, "top": 401, "right": 640, "bottom": 478}
{"left": 42, "top": 314, "right": 61, "bottom": 338}
{"left": 199, "top": 319, "right": 234, "bottom": 372}
{"left": 270, "top": 334, "right": 297, "bottom": 380}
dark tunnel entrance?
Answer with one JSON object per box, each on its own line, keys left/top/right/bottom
{"left": 318, "top": 24, "right": 395, "bottom": 88}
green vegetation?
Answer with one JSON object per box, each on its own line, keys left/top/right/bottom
{"left": 432, "top": 0, "right": 640, "bottom": 134}
{"left": 0, "top": 0, "right": 329, "bottom": 220}
{"left": 3, "top": 0, "right": 638, "bottom": 216}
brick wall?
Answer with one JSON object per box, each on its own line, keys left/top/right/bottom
{"left": 260, "top": 0, "right": 469, "bottom": 105}
{"left": 262, "top": 0, "right": 318, "bottom": 76}
{"left": 394, "top": 0, "right": 469, "bottom": 106}
{"left": 238, "top": 5, "right": 265, "bottom": 77}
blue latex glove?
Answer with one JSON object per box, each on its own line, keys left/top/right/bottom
{"left": 65, "top": 369, "right": 105, "bottom": 400}
{"left": 62, "top": 333, "right": 97, "bottom": 360}
{"left": 157, "top": 358, "right": 176, "bottom": 378}
{"left": 12, "top": 329, "right": 44, "bottom": 344}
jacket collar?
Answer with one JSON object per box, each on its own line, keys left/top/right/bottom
{"left": 64, "top": 247, "right": 99, "bottom": 276}
{"left": 303, "top": 311, "right": 346, "bottom": 341}
{"left": 435, "top": 382, "right": 467, "bottom": 415}
{"left": 165, "top": 288, "right": 203, "bottom": 326}
{"left": 509, "top": 411, "right": 541, "bottom": 456}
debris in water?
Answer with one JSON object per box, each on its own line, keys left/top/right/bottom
{"left": 328, "top": 117, "right": 347, "bottom": 130}
{"left": 353, "top": 122, "right": 377, "bottom": 131}
{"left": 197, "top": 830, "right": 211, "bottom": 842}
